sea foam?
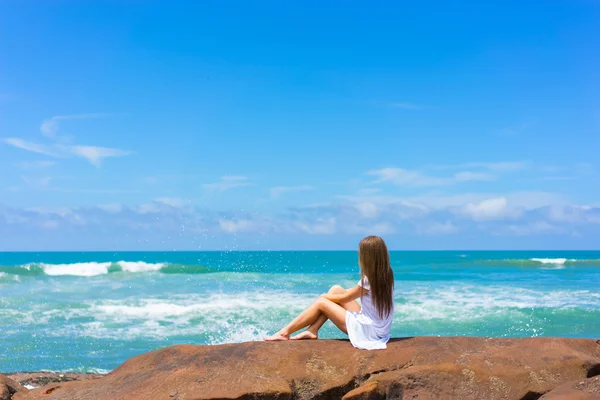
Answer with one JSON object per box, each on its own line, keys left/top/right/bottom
{"left": 530, "top": 258, "right": 569, "bottom": 265}
{"left": 0, "top": 261, "right": 209, "bottom": 277}
{"left": 41, "top": 262, "right": 114, "bottom": 276}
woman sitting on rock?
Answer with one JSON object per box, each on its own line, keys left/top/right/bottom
{"left": 265, "top": 235, "right": 395, "bottom": 350}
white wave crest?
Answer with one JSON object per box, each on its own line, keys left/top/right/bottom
{"left": 39, "top": 261, "right": 166, "bottom": 276}
{"left": 530, "top": 258, "right": 569, "bottom": 265}
{"left": 394, "top": 286, "right": 600, "bottom": 322}
{"left": 118, "top": 261, "right": 165, "bottom": 273}
{"left": 91, "top": 292, "right": 314, "bottom": 320}
{"left": 42, "top": 262, "right": 113, "bottom": 277}
{"left": 40, "top": 367, "right": 110, "bottom": 375}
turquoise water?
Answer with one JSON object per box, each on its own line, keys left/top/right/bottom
{"left": 1, "top": 250, "right": 599, "bottom": 373}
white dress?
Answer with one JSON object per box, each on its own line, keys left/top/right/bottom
{"left": 346, "top": 277, "right": 393, "bottom": 350}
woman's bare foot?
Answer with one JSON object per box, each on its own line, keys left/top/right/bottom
{"left": 290, "top": 331, "right": 318, "bottom": 340}
{"left": 264, "top": 332, "right": 290, "bottom": 341}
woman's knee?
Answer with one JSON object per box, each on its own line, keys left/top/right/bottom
{"left": 328, "top": 284, "right": 345, "bottom": 294}
{"left": 316, "top": 297, "right": 333, "bottom": 310}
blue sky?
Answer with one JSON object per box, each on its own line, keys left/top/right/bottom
{"left": 1, "top": 0, "right": 599, "bottom": 250}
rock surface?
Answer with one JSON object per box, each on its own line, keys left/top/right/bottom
{"left": 0, "top": 375, "right": 26, "bottom": 400}
{"left": 3, "top": 337, "right": 600, "bottom": 400}
{"left": 6, "top": 373, "right": 103, "bottom": 391}
{"left": 539, "top": 376, "right": 600, "bottom": 400}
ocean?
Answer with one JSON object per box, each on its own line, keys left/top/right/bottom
{"left": 1, "top": 250, "right": 599, "bottom": 373}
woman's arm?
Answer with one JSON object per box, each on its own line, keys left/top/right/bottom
{"left": 322, "top": 285, "right": 365, "bottom": 304}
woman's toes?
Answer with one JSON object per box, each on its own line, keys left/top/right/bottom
{"left": 264, "top": 333, "right": 289, "bottom": 341}
{"left": 290, "top": 331, "right": 318, "bottom": 340}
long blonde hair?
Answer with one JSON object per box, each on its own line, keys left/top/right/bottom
{"left": 359, "top": 236, "right": 394, "bottom": 318}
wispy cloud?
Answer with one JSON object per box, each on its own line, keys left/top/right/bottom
{"left": 3, "top": 139, "right": 131, "bottom": 167}
{"left": 40, "top": 113, "right": 108, "bottom": 139}
{"left": 417, "top": 221, "right": 458, "bottom": 235}
{"left": 365, "top": 161, "right": 531, "bottom": 188}
{"left": 69, "top": 145, "right": 131, "bottom": 167}
{"left": 367, "top": 167, "right": 494, "bottom": 187}
{"left": 3, "top": 138, "right": 58, "bottom": 157}
{"left": 389, "top": 102, "right": 424, "bottom": 110}
{"left": 270, "top": 185, "right": 314, "bottom": 199}
{"left": 203, "top": 176, "right": 252, "bottom": 192}
{"left": 219, "top": 219, "right": 258, "bottom": 233}
{"left": 155, "top": 197, "right": 191, "bottom": 208}
{"left": 337, "top": 190, "right": 566, "bottom": 211}
{"left": 431, "top": 161, "right": 529, "bottom": 172}
{"left": 460, "top": 197, "right": 519, "bottom": 221}
{"left": 2, "top": 114, "right": 131, "bottom": 167}
{"left": 2, "top": 195, "right": 600, "bottom": 250}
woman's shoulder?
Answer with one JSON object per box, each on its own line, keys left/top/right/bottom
{"left": 358, "top": 276, "right": 371, "bottom": 289}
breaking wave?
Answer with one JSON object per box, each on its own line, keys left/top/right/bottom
{"left": 0, "top": 261, "right": 213, "bottom": 277}
{"left": 478, "top": 258, "right": 600, "bottom": 267}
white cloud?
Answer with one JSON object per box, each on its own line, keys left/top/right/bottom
{"left": 296, "top": 217, "right": 336, "bottom": 235}
{"left": 472, "top": 161, "right": 528, "bottom": 172}
{"left": 546, "top": 205, "right": 600, "bottom": 224}
{"left": 345, "top": 221, "right": 397, "bottom": 236}
{"left": 4, "top": 140, "right": 131, "bottom": 167}
{"left": 367, "top": 167, "right": 494, "bottom": 187}
{"left": 137, "top": 203, "right": 161, "bottom": 214}
{"left": 155, "top": 197, "right": 190, "bottom": 208}
{"left": 506, "top": 221, "right": 565, "bottom": 236}
{"left": 97, "top": 204, "right": 123, "bottom": 213}
{"left": 369, "top": 222, "right": 397, "bottom": 235}
{"left": 3, "top": 138, "right": 58, "bottom": 157}
{"left": 2, "top": 114, "right": 130, "bottom": 167}
{"left": 418, "top": 221, "right": 458, "bottom": 235}
{"left": 270, "top": 185, "right": 314, "bottom": 199}
{"left": 203, "top": 176, "right": 251, "bottom": 192}
{"left": 39, "top": 220, "right": 60, "bottom": 230}
{"left": 430, "top": 161, "right": 529, "bottom": 173}
{"left": 367, "top": 168, "right": 447, "bottom": 187}
{"left": 2, "top": 199, "right": 600, "bottom": 250}
{"left": 353, "top": 202, "right": 379, "bottom": 219}
{"left": 69, "top": 145, "right": 131, "bottom": 167}
{"left": 25, "top": 206, "right": 73, "bottom": 217}
{"left": 339, "top": 191, "right": 566, "bottom": 215}
{"left": 461, "top": 197, "right": 514, "bottom": 221}
{"left": 40, "top": 113, "right": 107, "bottom": 139}
{"left": 219, "top": 219, "right": 257, "bottom": 233}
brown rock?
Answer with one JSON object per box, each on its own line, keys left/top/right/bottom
{"left": 5, "top": 372, "right": 103, "bottom": 390}
{"left": 539, "top": 376, "right": 600, "bottom": 400}
{"left": 0, "top": 375, "right": 27, "bottom": 400}
{"left": 11, "top": 337, "right": 600, "bottom": 400}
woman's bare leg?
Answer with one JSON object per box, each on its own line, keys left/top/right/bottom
{"left": 291, "top": 285, "right": 361, "bottom": 340}
{"left": 264, "top": 294, "right": 348, "bottom": 341}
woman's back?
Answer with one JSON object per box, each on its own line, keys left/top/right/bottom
{"left": 358, "top": 277, "right": 394, "bottom": 339}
